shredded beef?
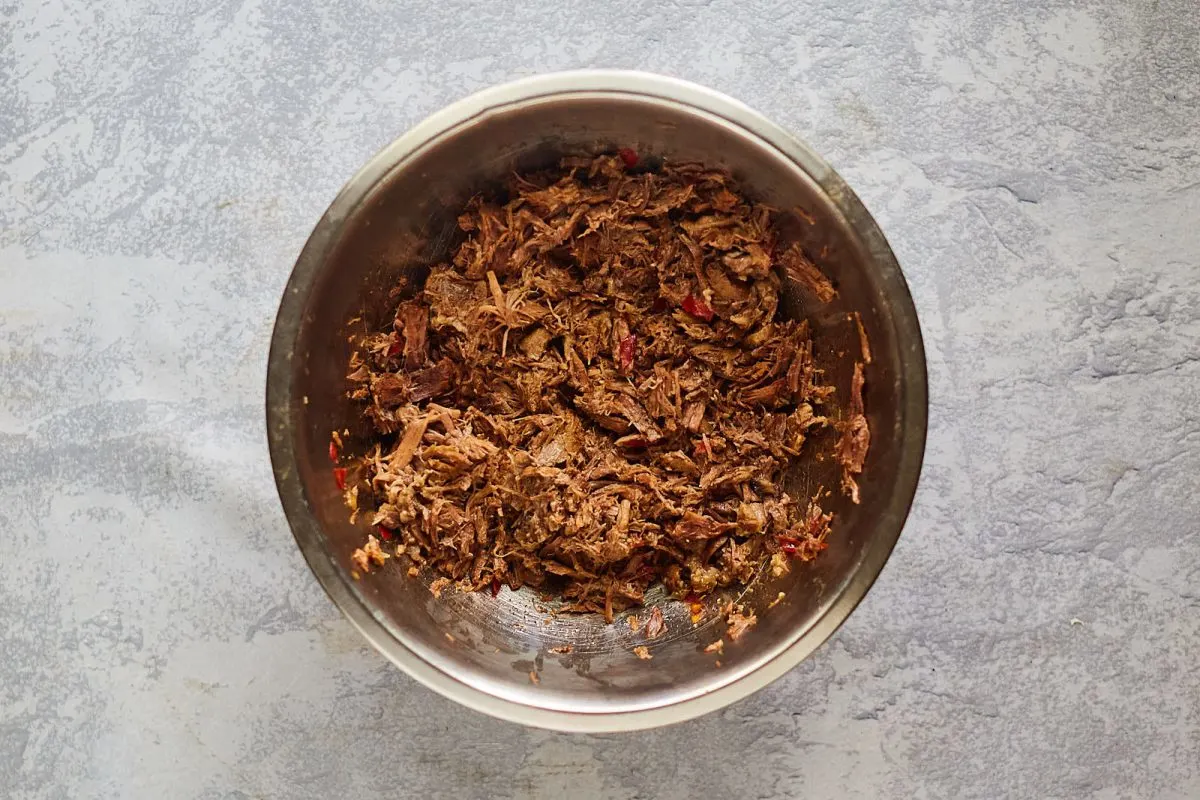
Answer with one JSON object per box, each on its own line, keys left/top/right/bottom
{"left": 725, "top": 607, "right": 758, "bottom": 642}
{"left": 837, "top": 361, "right": 870, "bottom": 504}
{"left": 644, "top": 606, "right": 667, "bottom": 639}
{"left": 343, "top": 153, "right": 857, "bottom": 618}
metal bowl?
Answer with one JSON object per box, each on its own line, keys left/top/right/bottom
{"left": 267, "top": 71, "right": 926, "bottom": 731}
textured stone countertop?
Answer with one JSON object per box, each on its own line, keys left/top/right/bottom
{"left": 3, "top": 1, "right": 1198, "bottom": 797}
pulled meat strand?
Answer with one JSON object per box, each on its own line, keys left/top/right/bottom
{"left": 837, "top": 362, "right": 870, "bottom": 504}
{"left": 852, "top": 311, "right": 872, "bottom": 365}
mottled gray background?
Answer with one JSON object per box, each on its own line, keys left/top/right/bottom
{"left": 2, "top": 0, "right": 1198, "bottom": 797}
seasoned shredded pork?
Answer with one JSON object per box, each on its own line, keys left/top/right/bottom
{"left": 343, "top": 153, "right": 858, "bottom": 620}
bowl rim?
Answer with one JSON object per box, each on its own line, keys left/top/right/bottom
{"left": 266, "top": 69, "right": 928, "bottom": 732}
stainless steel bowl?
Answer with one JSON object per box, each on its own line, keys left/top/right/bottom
{"left": 267, "top": 71, "right": 926, "bottom": 731}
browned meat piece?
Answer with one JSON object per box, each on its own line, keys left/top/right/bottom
{"left": 726, "top": 608, "right": 757, "bottom": 641}
{"left": 520, "top": 327, "right": 554, "bottom": 359}
{"left": 852, "top": 311, "right": 872, "bottom": 364}
{"left": 644, "top": 606, "right": 667, "bottom": 640}
{"left": 656, "top": 450, "right": 700, "bottom": 476}
{"left": 394, "top": 300, "right": 429, "bottom": 369}
{"left": 673, "top": 511, "right": 727, "bottom": 543}
{"left": 409, "top": 359, "right": 454, "bottom": 402}
{"left": 736, "top": 502, "right": 767, "bottom": 535}
{"left": 341, "top": 153, "right": 853, "bottom": 616}
{"left": 371, "top": 373, "right": 408, "bottom": 409}
{"left": 837, "top": 362, "right": 870, "bottom": 504}
{"left": 351, "top": 534, "right": 389, "bottom": 575}
{"left": 350, "top": 548, "right": 370, "bottom": 574}
{"left": 392, "top": 416, "right": 429, "bottom": 470}
{"left": 574, "top": 390, "right": 632, "bottom": 434}
{"left": 740, "top": 378, "right": 789, "bottom": 408}
{"left": 425, "top": 264, "right": 486, "bottom": 327}
{"left": 721, "top": 245, "right": 772, "bottom": 280}
{"left": 614, "top": 395, "right": 663, "bottom": 442}
{"left": 780, "top": 245, "right": 836, "bottom": 303}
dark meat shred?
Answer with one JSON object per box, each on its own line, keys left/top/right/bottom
{"left": 395, "top": 300, "right": 429, "bottom": 369}
{"left": 837, "top": 362, "right": 870, "bottom": 504}
{"left": 852, "top": 311, "right": 872, "bottom": 365}
{"left": 725, "top": 606, "right": 757, "bottom": 641}
{"left": 780, "top": 245, "right": 836, "bottom": 303}
{"left": 343, "top": 153, "right": 852, "bottom": 616}
{"left": 644, "top": 606, "right": 667, "bottom": 639}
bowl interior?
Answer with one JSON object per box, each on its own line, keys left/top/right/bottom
{"left": 270, "top": 86, "right": 922, "bottom": 718}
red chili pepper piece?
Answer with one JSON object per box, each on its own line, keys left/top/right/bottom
{"left": 693, "top": 441, "right": 708, "bottom": 459}
{"left": 777, "top": 535, "right": 800, "bottom": 556}
{"left": 377, "top": 525, "right": 394, "bottom": 541}
{"left": 491, "top": 577, "right": 502, "bottom": 597}
{"left": 681, "top": 293, "right": 714, "bottom": 321}
{"left": 618, "top": 147, "right": 638, "bottom": 168}
{"left": 386, "top": 337, "right": 401, "bottom": 357}
{"left": 619, "top": 334, "right": 636, "bottom": 373}
{"left": 332, "top": 467, "right": 347, "bottom": 491}
{"left": 651, "top": 296, "right": 669, "bottom": 313}
{"left": 328, "top": 441, "right": 339, "bottom": 463}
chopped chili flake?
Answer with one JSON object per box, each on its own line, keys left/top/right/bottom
{"left": 386, "top": 337, "right": 402, "bottom": 357}
{"left": 619, "top": 334, "right": 637, "bottom": 373}
{"left": 618, "top": 147, "right": 638, "bottom": 168}
{"left": 377, "top": 525, "right": 394, "bottom": 541}
{"left": 328, "top": 441, "right": 339, "bottom": 463}
{"left": 777, "top": 535, "right": 800, "bottom": 556}
{"left": 681, "top": 293, "right": 714, "bottom": 321}
{"left": 651, "top": 296, "right": 669, "bottom": 313}
{"left": 333, "top": 467, "right": 347, "bottom": 491}
{"left": 491, "top": 576, "right": 502, "bottom": 597}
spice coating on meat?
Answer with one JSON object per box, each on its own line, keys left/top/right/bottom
{"left": 344, "top": 153, "right": 855, "bottom": 617}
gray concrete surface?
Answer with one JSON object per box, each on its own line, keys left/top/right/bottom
{"left": 3, "top": 0, "right": 1199, "bottom": 797}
